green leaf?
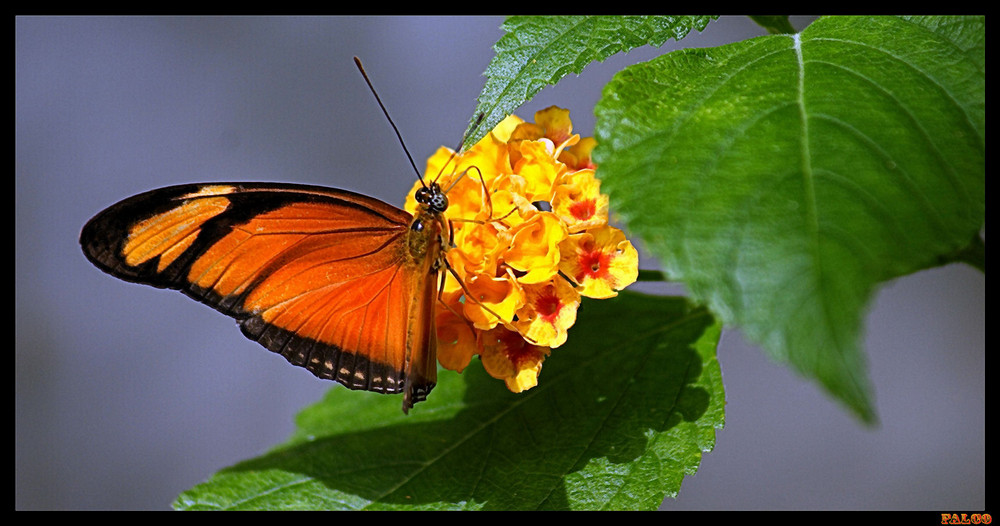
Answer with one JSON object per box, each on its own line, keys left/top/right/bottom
{"left": 594, "top": 15, "right": 985, "bottom": 424}
{"left": 463, "top": 15, "right": 717, "bottom": 150}
{"left": 748, "top": 15, "right": 796, "bottom": 34}
{"left": 173, "top": 293, "right": 723, "bottom": 510}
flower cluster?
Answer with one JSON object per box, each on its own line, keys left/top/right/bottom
{"left": 406, "top": 106, "right": 638, "bottom": 393}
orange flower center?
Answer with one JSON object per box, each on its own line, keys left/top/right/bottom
{"left": 569, "top": 198, "right": 596, "bottom": 221}
{"left": 535, "top": 293, "right": 562, "bottom": 322}
{"left": 495, "top": 329, "right": 535, "bottom": 367}
{"left": 577, "top": 250, "right": 609, "bottom": 282}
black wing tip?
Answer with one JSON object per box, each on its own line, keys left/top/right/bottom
{"left": 79, "top": 184, "right": 206, "bottom": 285}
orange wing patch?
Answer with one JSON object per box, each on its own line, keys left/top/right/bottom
{"left": 81, "top": 182, "right": 440, "bottom": 411}
{"left": 123, "top": 194, "right": 232, "bottom": 271}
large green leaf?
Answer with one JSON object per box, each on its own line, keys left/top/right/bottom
{"left": 594, "top": 15, "right": 985, "bottom": 423}
{"left": 463, "top": 15, "right": 717, "bottom": 150}
{"left": 174, "top": 293, "right": 724, "bottom": 510}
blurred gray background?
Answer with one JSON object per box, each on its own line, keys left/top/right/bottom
{"left": 16, "top": 16, "right": 984, "bottom": 510}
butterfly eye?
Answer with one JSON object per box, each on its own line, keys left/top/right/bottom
{"left": 429, "top": 191, "right": 448, "bottom": 213}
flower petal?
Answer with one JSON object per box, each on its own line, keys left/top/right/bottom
{"left": 435, "top": 291, "right": 477, "bottom": 373}
{"left": 462, "top": 272, "right": 524, "bottom": 329}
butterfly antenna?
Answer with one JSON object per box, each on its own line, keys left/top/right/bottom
{"left": 354, "top": 57, "right": 426, "bottom": 187}
{"left": 432, "top": 112, "right": 485, "bottom": 186}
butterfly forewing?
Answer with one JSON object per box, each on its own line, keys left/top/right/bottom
{"left": 80, "top": 182, "right": 440, "bottom": 410}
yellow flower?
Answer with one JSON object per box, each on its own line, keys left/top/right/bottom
{"left": 508, "top": 106, "right": 579, "bottom": 168}
{"left": 559, "top": 136, "right": 597, "bottom": 171}
{"left": 405, "top": 107, "right": 638, "bottom": 394}
{"left": 533, "top": 106, "right": 575, "bottom": 146}
{"left": 559, "top": 226, "right": 639, "bottom": 299}
{"left": 462, "top": 272, "right": 523, "bottom": 330}
{"left": 512, "top": 139, "right": 566, "bottom": 201}
{"left": 478, "top": 326, "right": 550, "bottom": 393}
{"left": 446, "top": 220, "right": 503, "bottom": 286}
{"left": 501, "top": 211, "right": 567, "bottom": 285}
{"left": 512, "top": 278, "right": 580, "bottom": 348}
{"left": 484, "top": 174, "right": 536, "bottom": 228}
{"left": 551, "top": 169, "right": 609, "bottom": 233}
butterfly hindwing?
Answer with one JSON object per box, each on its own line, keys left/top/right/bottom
{"left": 81, "top": 182, "right": 439, "bottom": 408}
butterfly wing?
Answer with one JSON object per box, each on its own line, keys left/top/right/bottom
{"left": 80, "top": 182, "right": 438, "bottom": 410}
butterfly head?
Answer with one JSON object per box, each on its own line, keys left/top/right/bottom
{"left": 414, "top": 182, "right": 448, "bottom": 214}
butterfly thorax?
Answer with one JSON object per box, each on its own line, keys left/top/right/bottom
{"left": 407, "top": 182, "right": 449, "bottom": 273}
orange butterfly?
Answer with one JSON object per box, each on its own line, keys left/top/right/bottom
{"left": 81, "top": 180, "right": 450, "bottom": 413}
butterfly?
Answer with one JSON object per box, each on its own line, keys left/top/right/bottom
{"left": 80, "top": 180, "right": 451, "bottom": 413}
{"left": 80, "top": 58, "right": 471, "bottom": 413}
